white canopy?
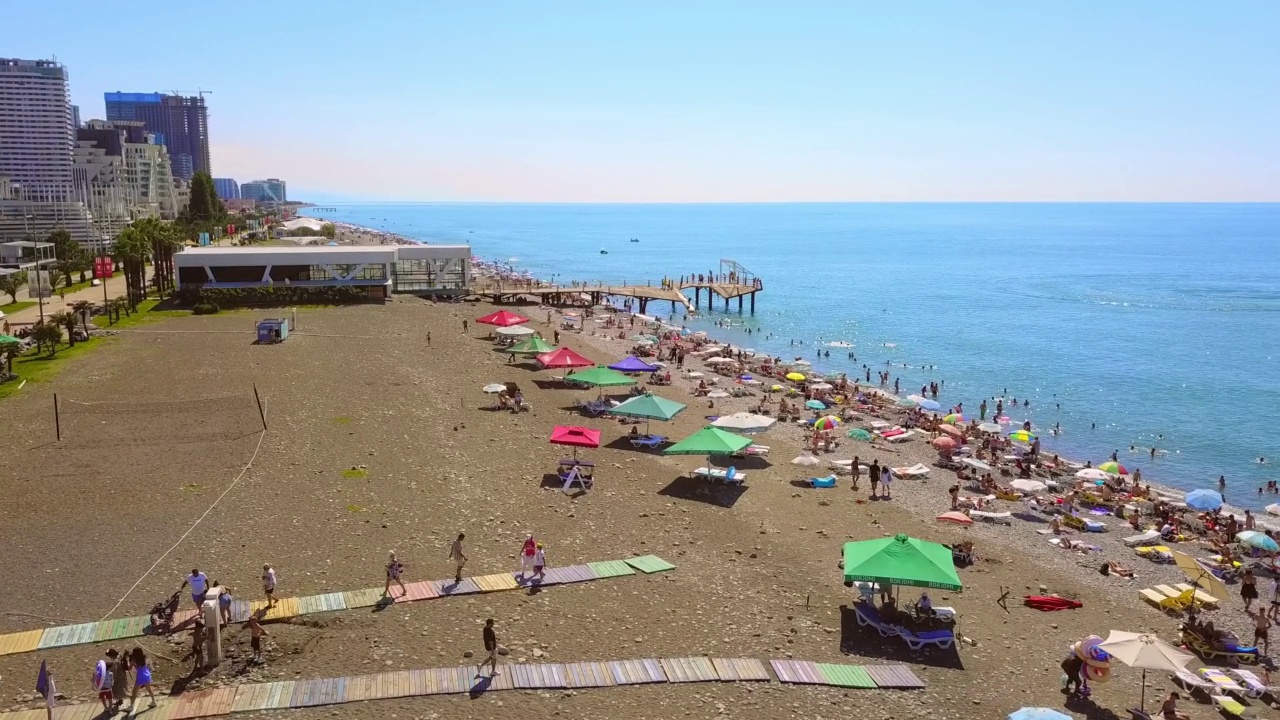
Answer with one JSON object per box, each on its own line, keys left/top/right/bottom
{"left": 495, "top": 325, "right": 535, "bottom": 337}
{"left": 711, "top": 412, "right": 778, "bottom": 433}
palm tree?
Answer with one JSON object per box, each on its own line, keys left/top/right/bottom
{"left": 32, "top": 322, "right": 62, "bottom": 356}
{"left": 50, "top": 311, "right": 77, "bottom": 347}
{"left": 70, "top": 300, "right": 92, "bottom": 334}
{"left": 114, "top": 226, "right": 151, "bottom": 308}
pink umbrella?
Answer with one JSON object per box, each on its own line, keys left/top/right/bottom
{"left": 476, "top": 310, "right": 529, "bottom": 327}
{"left": 537, "top": 347, "right": 595, "bottom": 369}
{"left": 936, "top": 511, "right": 974, "bottom": 525}
{"left": 549, "top": 425, "right": 601, "bottom": 448}
{"left": 938, "top": 424, "right": 965, "bottom": 439}
{"left": 932, "top": 436, "right": 957, "bottom": 451}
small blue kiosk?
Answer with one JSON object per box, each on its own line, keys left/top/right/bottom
{"left": 256, "top": 318, "right": 290, "bottom": 344}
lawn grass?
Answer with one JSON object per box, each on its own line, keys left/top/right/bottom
{"left": 0, "top": 300, "right": 36, "bottom": 314}
{"left": 91, "top": 298, "right": 190, "bottom": 329}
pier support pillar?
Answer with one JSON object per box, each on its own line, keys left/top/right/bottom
{"left": 693, "top": 288, "right": 699, "bottom": 306}
{"left": 707, "top": 291, "right": 713, "bottom": 311}
{"left": 750, "top": 292, "right": 756, "bottom": 313}
{"left": 737, "top": 295, "right": 743, "bottom": 312}
{"left": 723, "top": 296, "right": 729, "bottom": 311}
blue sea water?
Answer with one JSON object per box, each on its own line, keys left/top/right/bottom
{"left": 304, "top": 203, "right": 1280, "bottom": 508}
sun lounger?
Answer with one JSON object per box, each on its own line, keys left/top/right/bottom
{"left": 691, "top": 467, "right": 746, "bottom": 485}
{"left": 897, "top": 627, "right": 956, "bottom": 651}
{"left": 851, "top": 601, "right": 900, "bottom": 638}
{"left": 1123, "top": 530, "right": 1161, "bottom": 547}
{"left": 731, "top": 444, "right": 770, "bottom": 457}
{"left": 1227, "top": 669, "right": 1268, "bottom": 699}
{"left": 1173, "top": 669, "right": 1214, "bottom": 696}
{"left": 881, "top": 429, "right": 916, "bottom": 443}
{"left": 1210, "top": 695, "right": 1249, "bottom": 717}
{"left": 891, "top": 463, "right": 930, "bottom": 478}
{"left": 1172, "top": 583, "right": 1220, "bottom": 608}
{"left": 1140, "top": 588, "right": 1185, "bottom": 612}
{"left": 629, "top": 434, "right": 668, "bottom": 449}
{"left": 1134, "top": 545, "right": 1174, "bottom": 563}
{"left": 1200, "top": 668, "right": 1248, "bottom": 697}
{"left": 970, "top": 510, "right": 1013, "bottom": 525}
{"left": 806, "top": 475, "right": 837, "bottom": 489}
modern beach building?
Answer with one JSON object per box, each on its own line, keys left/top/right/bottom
{"left": 174, "top": 244, "right": 470, "bottom": 299}
{"left": 213, "top": 177, "right": 239, "bottom": 200}
{"left": 241, "top": 178, "right": 286, "bottom": 204}
{"left": 104, "top": 92, "right": 210, "bottom": 179}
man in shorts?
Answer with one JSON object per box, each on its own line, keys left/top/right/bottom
{"left": 1255, "top": 610, "right": 1271, "bottom": 654}
{"left": 477, "top": 618, "right": 502, "bottom": 677}
{"left": 262, "top": 564, "right": 278, "bottom": 609}
{"left": 248, "top": 615, "right": 270, "bottom": 663}
{"left": 182, "top": 568, "right": 210, "bottom": 607}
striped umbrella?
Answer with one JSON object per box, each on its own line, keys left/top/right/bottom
{"left": 942, "top": 413, "right": 966, "bottom": 424}
{"left": 1008, "top": 429, "right": 1037, "bottom": 443}
{"left": 812, "top": 416, "right": 841, "bottom": 431}
{"left": 1098, "top": 461, "right": 1128, "bottom": 476}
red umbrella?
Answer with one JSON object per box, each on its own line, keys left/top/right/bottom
{"left": 938, "top": 424, "right": 965, "bottom": 439}
{"left": 549, "top": 426, "right": 601, "bottom": 459}
{"left": 537, "top": 347, "right": 594, "bottom": 369}
{"left": 932, "top": 436, "right": 957, "bottom": 450}
{"left": 936, "top": 511, "right": 974, "bottom": 525}
{"left": 476, "top": 310, "right": 529, "bottom": 327}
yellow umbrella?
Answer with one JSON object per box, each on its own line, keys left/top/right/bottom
{"left": 786, "top": 372, "right": 806, "bottom": 382}
{"left": 1169, "top": 551, "right": 1230, "bottom": 602}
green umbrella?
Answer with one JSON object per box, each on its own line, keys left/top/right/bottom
{"left": 607, "top": 393, "right": 687, "bottom": 422}
{"left": 842, "top": 534, "right": 963, "bottom": 591}
{"left": 564, "top": 366, "right": 637, "bottom": 387}
{"left": 0, "top": 334, "right": 20, "bottom": 346}
{"left": 663, "top": 426, "right": 752, "bottom": 456}
{"left": 846, "top": 428, "right": 873, "bottom": 441}
{"left": 508, "top": 337, "right": 555, "bottom": 355}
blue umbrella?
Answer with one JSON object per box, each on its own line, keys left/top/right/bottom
{"left": 1008, "top": 709, "right": 1071, "bottom": 720}
{"left": 805, "top": 399, "right": 826, "bottom": 410}
{"left": 1237, "top": 531, "right": 1280, "bottom": 553}
{"left": 1185, "top": 489, "right": 1223, "bottom": 511}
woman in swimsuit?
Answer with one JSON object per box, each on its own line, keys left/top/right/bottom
{"left": 127, "top": 648, "right": 157, "bottom": 711}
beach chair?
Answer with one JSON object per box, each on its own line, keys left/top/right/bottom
{"left": 851, "top": 601, "right": 901, "bottom": 638}
{"left": 1140, "top": 587, "right": 1185, "bottom": 612}
{"left": 1172, "top": 583, "right": 1220, "bottom": 608}
{"left": 1123, "top": 530, "right": 1161, "bottom": 547}
{"left": 1061, "top": 514, "right": 1087, "bottom": 531}
{"left": 1134, "top": 546, "right": 1174, "bottom": 564}
{"left": 629, "top": 434, "right": 667, "bottom": 449}
{"left": 1227, "top": 669, "right": 1269, "bottom": 699}
{"left": 970, "top": 511, "right": 1013, "bottom": 525}
{"left": 722, "top": 466, "right": 745, "bottom": 486}
{"left": 805, "top": 475, "right": 837, "bottom": 489}
{"left": 732, "top": 444, "right": 770, "bottom": 458}
{"left": 1210, "top": 695, "right": 1250, "bottom": 718}
{"left": 1200, "top": 668, "right": 1248, "bottom": 697}
{"left": 1172, "top": 669, "right": 1215, "bottom": 698}
{"left": 896, "top": 627, "right": 956, "bottom": 651}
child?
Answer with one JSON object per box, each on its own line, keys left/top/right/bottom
{"left": 384, "top": 551, "right": 406, "bottom": 598}
{"left": 248, "top": 615, "right": 270, "bottom": 663}
{"left": 533, "top": 543, "right": 546, "bottom": 581}
{"left": 262, "top": 564, "right": 277, "bottom": 608}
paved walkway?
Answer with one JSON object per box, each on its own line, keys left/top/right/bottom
{"left": 0, "top": 556, "right": 675, "bottom": 658}
{"left": 0, "top": 657, "right": 923, "bottom": 720}
{"left": 2, "top": 272, "right": 131, "bottom": 326}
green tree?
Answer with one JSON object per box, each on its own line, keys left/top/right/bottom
{"left": 31, "top": 322, "right": 62, "bottom": 356}
{"left": 132, "top": 217, "right": 181, "bottom": 296}
{"left": 0, "top": 342, "right": 19, "bottom": 374}
{"left": 114, "top": 226, "right": 151, "bottom": 308}
{"left": 70, "top": 299, "right": 92, "bottom": 333}
{"left": 50, "top": 311, "right": 77, "bottom": 347}
{"left": 0, "top": 270, "right": 26, "bottom": 303}
{"left": 48, "top": 227, "right": 86, "bottom": 288}
{"left": 187, "top": 171, "right": 226, "bottom": 225}
{"left": 320, "top": 223, "right": 336, "bottom": 239}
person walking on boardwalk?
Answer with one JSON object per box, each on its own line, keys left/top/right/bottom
{"left": 869, "top": 459, "right": 881, "bottom": 497}
{"left": 181, "top": 568, "right": 210, "bottom": 608}
{"left": 248, "top": 614, "right": 270, "bottom": 663}
{"left": 533, "top": 543, "right": 547, "bottom": 581}
{"left": 518, "top": 534, "right": 537, "bottom": 577}
{"left": 880, "top": 465, "right": 893, "bottom": 499}
{"left": 478, "top": 618, "right": 502, "bottom": 677}
{"left": 126, "top": 648, "right": 157, "bottom": 712}
{"left": 383, "top": 551, "right": 407, "bottom": 599}
{"left": 107, "top": 649, "right": 128, "bottom": 713}
{"left": 850, "top": 455, "right": 860, "bottom": 491}
{"left": 262, "top": 564, "right": 278, "bottom": 609}
{"left": 450, "top": 533, "right": 468, "bottom": 583}
{"left": 218, "top": 585, "right": 233, "bottom": 627}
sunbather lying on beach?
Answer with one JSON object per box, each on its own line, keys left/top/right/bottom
{"left": 1099, "top": 561, "right": 1134, "bottom": 578}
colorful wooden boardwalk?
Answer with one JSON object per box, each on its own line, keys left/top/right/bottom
{"left": 0, "top": 556, "right": 675, "bottom": 659}
{"left": 0, "top": 657, "right": 922, "bottom": 720}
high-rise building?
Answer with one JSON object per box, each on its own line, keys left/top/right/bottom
{"left": 241, "top": 178, "right": 286, "bottom": 204}
{"left": 71, "top": 104, "right": 80, "bottom": 130}
{"left": 104, "top": 91, "right": 210, "bottom": 180}
{"left": 0, "top": 58, "right": 75, "bottom": 197}
{"left": 213, "top": 177, "right": 239, "bottom": 200}
{"left": 74, "top": 119, "right": 185, "bottom": 237}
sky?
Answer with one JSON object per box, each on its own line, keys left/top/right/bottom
{"left": 5, "top": 2, "right": 1279, "bottom": 202}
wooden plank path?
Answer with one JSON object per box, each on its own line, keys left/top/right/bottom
{"left": 0, "top": 556, "right": 665, "bottom": 658}
{"left": 1, "top": 657, "right": 923, "bottom": 720}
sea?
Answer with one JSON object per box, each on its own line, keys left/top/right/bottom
{"left": 301, "top": 203, "right": 1280, "bottom": 509}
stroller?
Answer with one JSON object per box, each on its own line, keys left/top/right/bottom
{"left": 149, "top": 590, "right": 182, "bottom": 634}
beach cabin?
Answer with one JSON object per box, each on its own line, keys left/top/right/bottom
{"left": 256, "top": 318, "right": 289, "bottom": 344}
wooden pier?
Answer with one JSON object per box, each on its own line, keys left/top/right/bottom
{"left": 471, "top": 259, "right": 763, "bottom": 314}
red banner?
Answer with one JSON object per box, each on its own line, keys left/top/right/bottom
{"left": 94, "top": 256, "right": 114, "bottom": 279}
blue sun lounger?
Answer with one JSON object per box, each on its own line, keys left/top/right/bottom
{"left": 897, "top": 627, "right": 956, "bottom": 651}
{"left": 852, "top": 601, "right": 901, "bottom": 638}
{"left": 806, "top": 475, "right": 837, "bottom": 488}
{"left": 629, "top": 434, "right": 668, "bottom": 449}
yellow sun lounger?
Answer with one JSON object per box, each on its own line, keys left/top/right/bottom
{"left": 1140, "top": 588, "right": 1185, "bottom": 612}
{"left": 1173, "top": 583, "right": 1220, "bottom": 608}
{"left": 1211, "top": 695, "right": 1248, "bottom": 717}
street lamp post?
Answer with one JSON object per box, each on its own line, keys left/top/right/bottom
{"left": 22, "top": 213, "right": 45, "bottom": 323}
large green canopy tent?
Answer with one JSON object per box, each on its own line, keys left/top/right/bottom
{"left": 508, "top": 337, "right": 555, "bottom": 355}
{"left": 842, "top": 534, "right": 963, "bottom": 591}
{"left": 564, "top": 366, "right": 637, "bottom": 388}
{"left": 663, "top": 426, "right": 752, "bottom": 456}
{"left": 607, "top": 393, "right": 687, "bottom": 422}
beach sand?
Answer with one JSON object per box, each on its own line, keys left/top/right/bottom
{"left": 0, "top": 298, "right": 1255, "bottom": 719}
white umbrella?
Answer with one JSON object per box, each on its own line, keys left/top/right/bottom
{"left": 1076, "top": 468, "right": 1110, "bottom": 481}
{"left": 791, "top": 454, "right": 821, "bottom": 467}
{"left": 482, "top": 383, "right": 507, "bottom": 394}
{"left": 1010, "top": 479, "right": 1047, "bottom": 494}
{"left": 978, "top": 422, "right": 1003, "bottom": 433}
{"left": 705, "top": 357, "right": 736, "bottom": 365}
{"left": 707, "top": 390, "right": 730, "bottom": 398}
{"left": 961, "top": 458, "right": 992, "bottom": 472}
{"left": 809, "top": 382, "right": 833, "bottom": 391}
{"left": 495, "top": 325, "right": 535, "bottom": 337}
{"left": 1098, "top": 630, "right": 1194, "bottom": 711}
{"left": 1267, "top": 503, "right": 1280, "bottom": 517}
{"left": 792, "top": 359, "right": 812, "bottom": 367}
{"left": 711, "top": 412, "right": 778, "bottom": 433}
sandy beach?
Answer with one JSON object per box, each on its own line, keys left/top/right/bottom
{"left": 0, "top": 293, "right": 1267, "bottom": 720}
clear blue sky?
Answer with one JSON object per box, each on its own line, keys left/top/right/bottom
{"left": 6, "top": 2, "right": 1278, "bottom": 201}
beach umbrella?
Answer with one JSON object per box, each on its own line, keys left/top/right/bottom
{"left": 932, "top": 436, "right": 957, "bottom": 451}
{"left": 549, "top": 425, "right": 601, "bottom": 459}
{"left": 809, "top": 382, "right": 833, "bottom": 391}
{"left": 1010, "top": 479, "right": 1047, "bottom": 494}
{"left": 847, "top": 428, "right": 873, "bottom": 441}
{"left": 786, "top": 372, "right": 806, "bottom": 382}
{"left": 1184, "top": 488, "right": 1223, "bottom": 511}
{"left": 508, "top": 337, "right": 555, "bottom": 355}
{"left": 942, "top": 413, "right": 966, "bottom": 424}
{"left": 663, "top": 426, "right": 752, "bottom": 456}
{"left": 1237, "top": 531, "right": 1280, "bottom": 553}
{"left": 629, "top": 334, "right": 658, "bottom": 343}
{"left": 804, "top": 399, "right": 826, "bottom": 411}
{"left": 1008, "top": 429, "right": 1037, "bottom": 443}
{"left": 1098, "top": 630, "right": 1194, "bottom": 711}
{"left": 564, "top": 366, "right": 637, "bottom": 387}
{"left": 1098, "top": 461, "right": 1128, "bottom": 476}
{"left": 1267, "top": 503, "right": 1280, "bottom": 517}
{"left": 608, "top": 355, "right": 660, "bottom": 373}
{"left": 978, "top": 421, "right": 1002, "bottom": 433}
{"left": 792, "top": 359, "right": 811, "bottom": 367}
{"left": 705, "top": 357, "right": 736, "bottom": 365}
{"left": 1169, "top": 551, "right": 1231, "bottom": 601}
{"left": 536, "top": 347, "right": 595, "bottom": 369}
{"left": 914, "top": 398, "right": 942, "bottom": 411}
{"left": 938, "top": 424, "right": 964, "bottom": 439}
{"left": 707, "top": 390, "right": 730, "bottom": 398}
{"left": 476, "top": 310, "right": 529, "bottom": 327}
{"left": 791, "top": 453, "right": 821, "bottom": 467}
{"left": 0, "top": 334, "right": 20, "bottom": 346}
{"left": 1076, "top": 468, "right": 1111, "bottom": 481}
{"left": 842, "top": 534, "right": 963, "bottom": 591}
{"left": 936, "top": 511, "right": 974, "bottom": 525}
{"left": 812, "top": 416, "right": 841, "bottom": 431}
{"left": 481, "top": 383, "right": 507, "bottom": 394}
{"left": 961, "top": 458, "right": 992, "bottom": 472}
{"left": 494, "top": 325, "right": 535, "bottom": 337}
{"left": 608, "top": 394, "right": 687, "bottom": 422}
{"left": 769, "top": 384, "right": 784, "bottom": 392}
{"left": 1008, "top": 709, "right": 1072, "bottom": 720}
{"left": 710, "top": 412, "right": 777, "bottom": 433}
